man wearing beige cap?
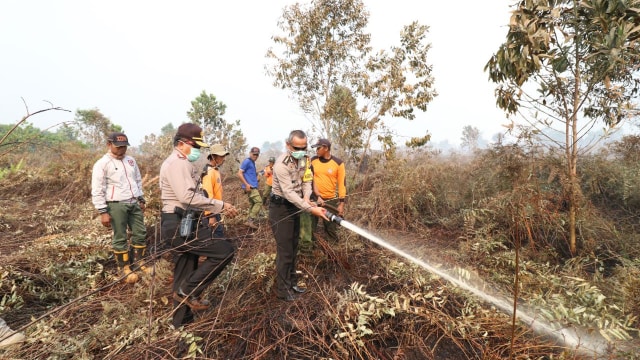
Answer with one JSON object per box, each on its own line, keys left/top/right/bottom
{"left": 202, "top": 143, "right": 230, "bottom": 239}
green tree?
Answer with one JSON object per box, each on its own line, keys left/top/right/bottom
{"left": 326, "top": 85, "right": 364, "bottom": 162}
{"left": 186, "top": 91, "right": 247, "bottom": 166}
{"left": 485, "top": 0, "right": 640, "bottom": 255}
{"left": 266, "top": 0, "right": 437, "bottom": 165}
{"left": 0, "top": 101, "right": 72, "bottom": 152}
{"left": 139, "top": 123, "right": 175, "bottom": 161}
{"left": 74, "top": 109, "right": 121, "bottom": 148}
{"left": 0, "top": 123, "right": 73, "bottom": 154}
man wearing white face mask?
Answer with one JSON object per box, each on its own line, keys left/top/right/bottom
{"left": 269, "top": 129, "right": 329, "bottom": 301}
{"left": 159, "top": 123, "right": 239, "bottom": 327}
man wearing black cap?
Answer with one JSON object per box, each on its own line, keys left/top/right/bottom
{"left": 91, "top": 131, "right": 147, "bottom": 284}
{"left": 159, "top": 123, "right": 239, "bottom": 327}
{"left": 237, "top": 146, "right": 263, "bottom": 230}
{"left": 310, "top": 138, "right": 346, "bottom": 243}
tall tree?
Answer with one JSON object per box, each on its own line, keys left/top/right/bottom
{"left": 139, "top": 123, "right": 175, "bottom": 161}
{"left": 74, "top": 109, "right": 121, "bottom": 148}
{"left": 485, "top": 0, "right": 640, "bottom": 255}
{"left": 325, "top": 85, "right": 364, "bottom": 162}
{"left": 266, "top": 0, "right": 437, "bottom": 165}
{"left": 461, "top": 125, "right": 480, "bottom": 152}
{"left": 186, "top": 90, "right": 247, "bottom": 166}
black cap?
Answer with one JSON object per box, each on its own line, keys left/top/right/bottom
{"left": 107, "top": 132, "right": 130, "bottom": 147}
{"left": 311, "top": 138, "right": 331, "bottom": 149}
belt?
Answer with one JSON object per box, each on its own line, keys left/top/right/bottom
{"left": 270, "top": 194, "right": 293, "bottom": 206}
{"left": 173, "top": 206, "right": 203, "bottom": 218}
{"left": 106, "top": 198, "right": 137, "bottom": 204}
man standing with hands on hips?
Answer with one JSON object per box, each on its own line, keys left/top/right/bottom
{"left": 269, "top": 130, "right": 328, "bottom": 301}
{"left": 237, "top": 146, "right": 262, "bottom": 230}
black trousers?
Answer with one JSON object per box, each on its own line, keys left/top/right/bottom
{"left": 161, "top": 213, "right": 235, "bottom": 325}
{"left": 269, "top": 201, "right": 300, "bottom": 297}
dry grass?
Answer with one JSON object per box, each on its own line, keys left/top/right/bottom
{"left": 1, "top": 147, "right": 638, "bottom": 359}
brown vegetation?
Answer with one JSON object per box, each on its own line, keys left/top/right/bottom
{"left": 1, "top": 140, "right": 639, "bottom": 359}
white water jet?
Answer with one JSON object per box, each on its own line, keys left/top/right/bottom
{"left": 336, "top": 218, "right": 610, "bottom": 357}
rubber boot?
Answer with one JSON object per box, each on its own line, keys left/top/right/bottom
{"left": 132, "top": 245, "right": 153, "bottom": 275}
{"left": 114, "top": 250, "right": 139, "bottom": 284}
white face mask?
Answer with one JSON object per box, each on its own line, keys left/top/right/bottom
{"left": 187, "top": 147, "right": 201, "bottom": 162}
{"left": 291, "top": 150, "right": 306, "bottom": 159}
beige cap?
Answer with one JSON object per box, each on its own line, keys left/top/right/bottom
{"left": 209, "top": 144, "right": 229, "bottom": 157}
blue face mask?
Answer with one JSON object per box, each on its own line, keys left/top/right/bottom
{"left": 187, "top": 148, "right": 201, "bottom": 162}
{"left": 291, "top": 150, "right": 306, "bottom": 160}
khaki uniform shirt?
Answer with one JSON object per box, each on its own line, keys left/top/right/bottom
{"left": 271, "top": 153, "right": 313, "bottom": 212}
{"left": 159, "top": 149, "right": 224, "bottom": 214}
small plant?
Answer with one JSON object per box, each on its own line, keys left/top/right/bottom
{"left": 333, "top": 283, "right": 397, "bottom": 346}
{"left": 180, "top": 330, "right": 203, "bottom": 358}
{"left": 0, "top": 158, "right": 24, "bottom": 180}
{"left": 0, "top": 269, "right": 25, "bottom": 312}
{"left": 529, "top": 274, "right": 638, "bottom": 341}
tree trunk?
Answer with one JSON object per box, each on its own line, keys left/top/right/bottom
{"left": 568, "top": 18, "right": 580, "bottom": 256}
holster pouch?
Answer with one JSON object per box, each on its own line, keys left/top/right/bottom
{"left": 179, "top": 211, "right": 195, "bottom": 237}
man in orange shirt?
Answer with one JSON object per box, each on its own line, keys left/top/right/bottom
{"left": 202, "top": 143, "right": 230, "bottom": 238}
{"left": 262, "top": 156, "right": 275, "bottom": 206}
{"left": 310, "top": 138, "right": 346, "bottom": 243}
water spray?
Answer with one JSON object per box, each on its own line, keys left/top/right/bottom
{"left": 324, "top": 211, "right": 611, "bottom": 357}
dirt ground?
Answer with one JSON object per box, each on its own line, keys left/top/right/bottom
{"left": 0, "top": 172, "right": 602, "bottom": 359}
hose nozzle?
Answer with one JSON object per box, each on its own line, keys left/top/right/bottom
{"left": 325, "top": 210, "right": 343, "bottom": 225}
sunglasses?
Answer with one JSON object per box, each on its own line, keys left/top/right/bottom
{"left": 291, "top": 145, "right": 307, "bottom": 151}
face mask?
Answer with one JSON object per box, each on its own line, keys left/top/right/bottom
{"left": 187, "top": 148, "right": 201, "bottom": 162}
{"left": 291, "top": 150, "right": 306, "bottom": 160}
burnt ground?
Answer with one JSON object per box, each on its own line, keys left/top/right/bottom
{"left": 0, "top": 173, "right": 598, "bottom": 359}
